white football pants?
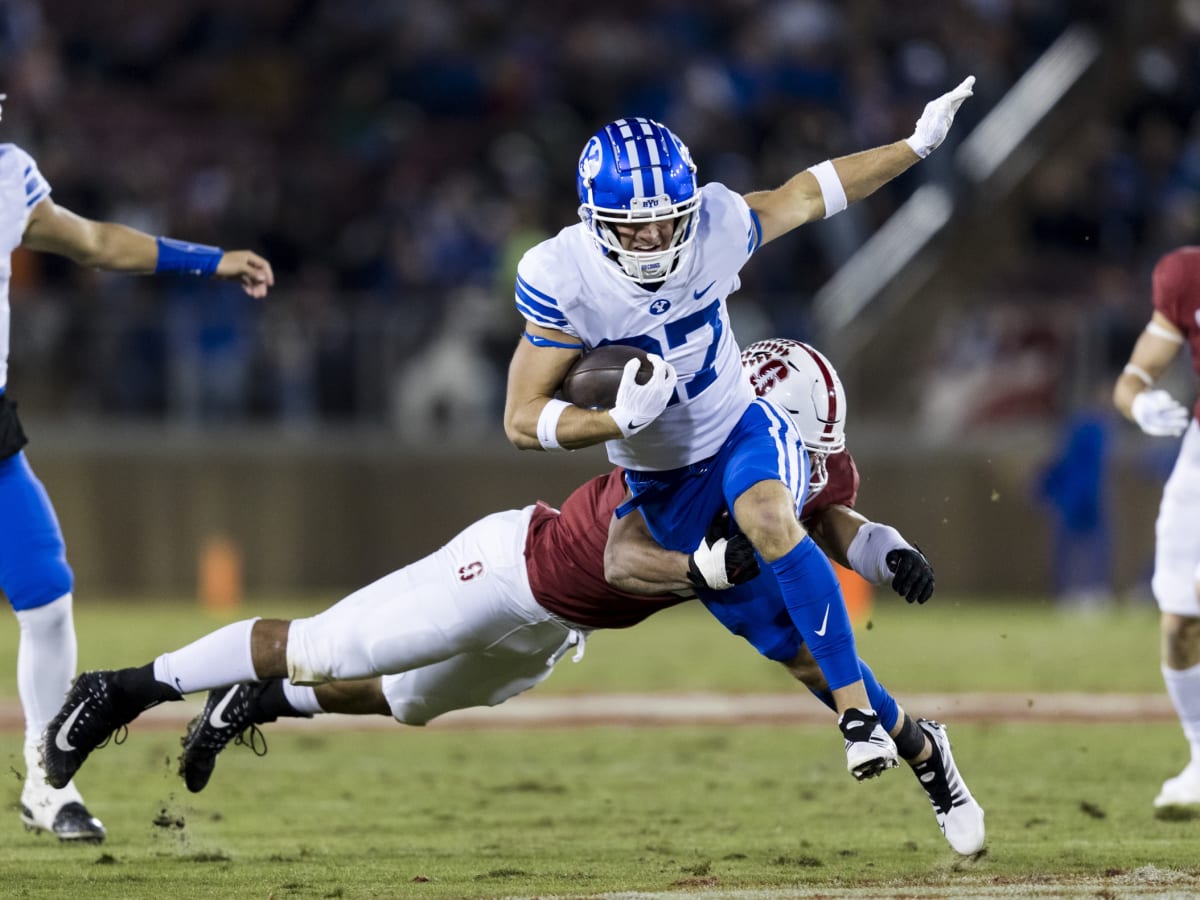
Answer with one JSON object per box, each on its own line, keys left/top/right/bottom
{"left": 1153, "top": 419, "right": 1200, "bottom": 616}
{"left": 286, "top": 507, "right": 586, "bottom": 725}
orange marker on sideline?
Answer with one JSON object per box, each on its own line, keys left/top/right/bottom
{"left": 199, "top": 533, "right": 243, "bottom": 612}
{"left": 832, "top": 561, "right": 873, "bottom": 627}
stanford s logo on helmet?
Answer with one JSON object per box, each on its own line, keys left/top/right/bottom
{"left": 741, "top": 339, "right": 847, "bottom": 498}
{"left": 576, "top": 117, "right": 700, "bottom": 283}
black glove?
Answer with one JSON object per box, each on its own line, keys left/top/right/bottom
{"left": 686, "top": 511, "right": 760, "bottom": 590}
{"left": 885, "top": 547, "right": 934, "bottom": 604}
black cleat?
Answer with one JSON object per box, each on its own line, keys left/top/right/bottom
{"left": 21, "top": 800, "right": 106, "bottom": 843}
{"left": 179, "top": 682, "right": 274, "bottom": 793}
{"left": 40, "top": 671, "right": 135, "bottom": 790}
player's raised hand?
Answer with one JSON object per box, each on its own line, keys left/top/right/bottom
{"left": 216, "top": 250, "right": 275, "bottom": 298}
{"left": 905, "top": 76, "right": 975, "bottom": 159}
{"left": 609, "top": 354, "right": 677, "bottom": 437}
{"left": 1132, "top": 389, "right": 1190, "bottom": 437}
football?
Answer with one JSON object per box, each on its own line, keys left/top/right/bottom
{"left": 561, "top": 344, "right": 652, "bottom": 409}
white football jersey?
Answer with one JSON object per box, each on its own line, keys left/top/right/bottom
{"left": 516, "top": 182, "right": 761, "bottom": 471}
{"left": 0, "top": 144, "right": 51, "bottom": 391}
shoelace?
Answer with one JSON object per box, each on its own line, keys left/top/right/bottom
{"left": 95, "top": 724, "right": 129, "bottom": 751}
{"left": 230, "top": 724, "right": 268, "bottom": 758}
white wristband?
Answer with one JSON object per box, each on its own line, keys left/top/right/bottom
{"left": 1146, "top": 321, "right": 1184, "bottom": 343}
{"left": 806, "top": 160, "right": 848, "bottom": 219}
{"left": 537, "top": 399, "right": 571, "bottom": 451}
{"left": 1123, "top": 363, "right": 1154, "bottom": 387}
{"left": 846, "top": 521, "right": 911, "bottom": 585}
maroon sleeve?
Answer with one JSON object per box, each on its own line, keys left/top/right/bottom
{"left": 524, "top": 468, "right": 688, "bottom": 629}
{"left": 1151, "top": 249, "right": 1194, "bottom": 331}
{"left": 800, "top": 450, "right": 859, "bottom": 520}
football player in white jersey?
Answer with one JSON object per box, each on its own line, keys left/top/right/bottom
{"left": 503, "top": 79, "right": 975, "bottom": 780}
{"left": 0, "top": 93, "right": 272, "bottom": 842}
{"left": 1114, "top": 247, "right": 1200, "bottom": 808}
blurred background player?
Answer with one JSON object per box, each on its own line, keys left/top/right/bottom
{"left": 0, "top": 92, "right": 273, "bottom": 842}
{"left": 503, "top": 81, "right": 973, "bottom": 780}
{"left": 1113, "top": 247, "right": 1200, "bottom": 809}
{"left": 40, "top": 340, "right": 984, "bottom": 855}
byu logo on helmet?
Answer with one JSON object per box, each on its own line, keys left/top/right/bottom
{"left": 576, "top": 117, "right": 701, "bottom": 284}
{"left": 579, "top": 136, "right": 603, "bottom": 182}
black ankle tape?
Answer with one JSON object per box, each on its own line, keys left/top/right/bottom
{"left": 894, "top": 714, "right": 926, "bottom": 760}
{"left": 256, "top": 678, "right": 304, "bottom": 720}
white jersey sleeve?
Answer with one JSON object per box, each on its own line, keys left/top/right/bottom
{"left": 511, "top": 182, "right": 763, "bottom": 471}
{"left": 0, "top": 144, "right": 52, "bottom": 391}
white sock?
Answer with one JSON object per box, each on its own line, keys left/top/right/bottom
{"left": 153, "top": 618, "right": 260, "bottom": 695}
{"left": 15, "top": 594, "right": 76, "bottom": 752}
{"left": 1162, "top": 662, "right": 1200, "bottom": 765}
{"left": 283, "top": 680, "right": 323, "bottom": 715}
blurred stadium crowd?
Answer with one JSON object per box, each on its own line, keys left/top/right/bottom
{"left": 2, "top": 0, "right": 1199, "bottom": 436}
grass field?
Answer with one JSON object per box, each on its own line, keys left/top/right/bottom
{"left": 0, "top": 596, "right": 1195, "bottom": 899}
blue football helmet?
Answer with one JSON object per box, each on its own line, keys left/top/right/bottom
{"left": 576, "top": 117, "right": 700, "bottom": 283}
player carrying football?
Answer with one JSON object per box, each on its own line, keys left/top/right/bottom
{"left": 503, "top": 81, "right": 974, "bottom": 778}
{"left": 39, "top": 340, "right": 984, "bottom": 855}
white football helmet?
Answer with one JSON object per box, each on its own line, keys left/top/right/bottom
{"left": 741, "top": 338, "right": 846, "bottom": 498}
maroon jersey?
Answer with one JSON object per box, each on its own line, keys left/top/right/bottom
{"left": 800, "top": 450, "right": 859, "bottom": 521}
{"left": 526, "top": 451, "right": 860, "bottom": 629}
{"left": 525, "top": 468, "right": 687, "bottom": 629}
{"left": 1152, "top": 247, "right": 1200, "bottom": 419}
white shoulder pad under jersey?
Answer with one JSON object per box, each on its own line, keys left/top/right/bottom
{"left": 515, "top": 182, "right": 762, "bottom": 471}
{"left": 0, "top": 144, "right": 52, "bottom": 390}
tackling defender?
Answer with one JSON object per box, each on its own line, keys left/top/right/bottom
{"left": 1114, "top": 247, "right": 1200, "bottom": 808}
{"left": 503, "top": 81, "right": 974, "bottom": 778}
{"left": 40, "top": 340, "right": 984, "bottom": 855}
{"left": 0, "top": 93, "right": 273, "bottom": 842}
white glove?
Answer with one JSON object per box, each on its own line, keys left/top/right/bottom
{"left": 905, "top": 75, "right": 975, "bottom": 158}
{"left": 609, "top": 355, "right": 677, "bottom": 438}
{"left": 1131, "top": 389, "right": 1190, "bottom": 437}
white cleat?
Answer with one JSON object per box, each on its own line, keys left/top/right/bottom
{"left": 1154, "top": 762, "right": 1200, "bottom": 808}
{"left": 838, "top": 707, "right": 899, "bottom": 781}
{"left": 20, "top": 759, "right": 105, "bottom": 844}
{"left": 913, "top": 719, "right": 985, "bottom": 855}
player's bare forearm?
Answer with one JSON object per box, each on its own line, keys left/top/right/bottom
{"left": 832, "top": 141, "right": 920, "bottom": 205}
{"left": 746, "top": 141, "right": 919, "bottom": 245}
{"left": 805, "top": 505, "right": 869, "bottom": 570}
{"left": 604, "top": 506, "right": 693, "bottom": 595}
{"left": 1113, "top": 313, "right": 1183, "bottom": 420}
{"left": 504, "top": 331, "right": 623, "bottom": 450}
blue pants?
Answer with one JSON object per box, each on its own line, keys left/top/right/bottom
{"left": 0, "top": 451, "right": 73, "bottom": 610}
{"left": 621, "top": 399, "right": 807, "bottom": 552}
{"left": 623, "top": 398, "right": 863, "bottom": 692}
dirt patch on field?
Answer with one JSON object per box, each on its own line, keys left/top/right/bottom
{"left": 0, "top": 691, "right": 1176, "bottom": 732}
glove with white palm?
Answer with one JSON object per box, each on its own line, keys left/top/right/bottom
{"left": 905, "top": 76, "right": 975, "bottom": 158}
{"left": 1131, "top": 389, "right": 1190, "bottom": 437}
{"left": 609, "top": 354, "right": 678, "bottom": 438}
{"left": 687, "top": 514, "right": 760, "bottom": 591}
